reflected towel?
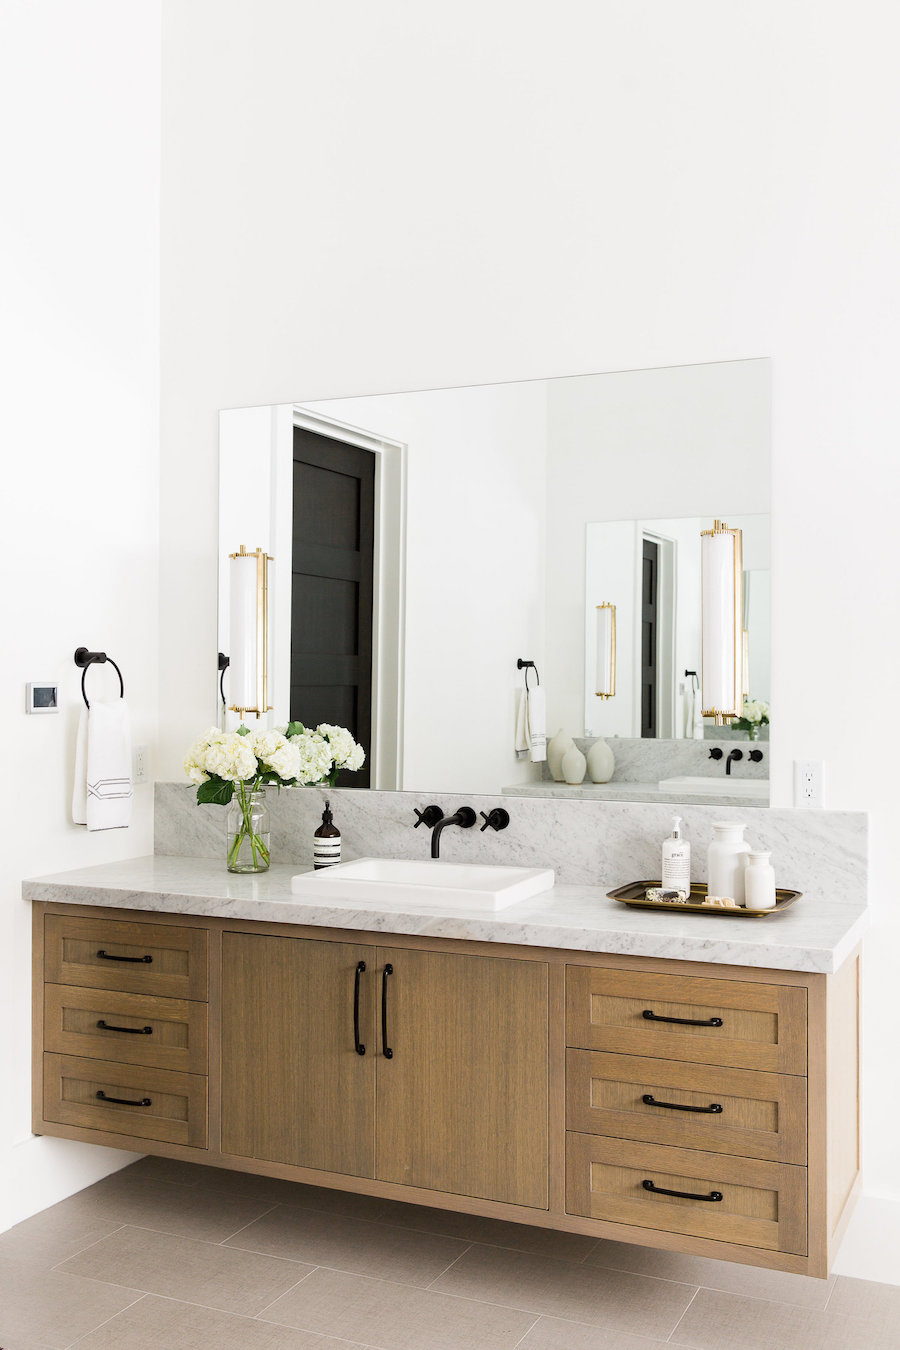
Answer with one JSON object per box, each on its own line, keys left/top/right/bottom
{"left": 515, "top": 687, "right": 547, "bottom": 762}
{"left": 72, "top": 698, "right": 134, "bottom": 830}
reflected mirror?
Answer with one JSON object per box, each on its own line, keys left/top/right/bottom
{"left": 218, "top": 358, "right": 771, "bottom": 805}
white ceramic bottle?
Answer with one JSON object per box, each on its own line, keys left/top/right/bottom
{"left": 586, "top": 736, "right": 615, "bottom": 784}
{"left": 561, "top": 743, "right": 587, "bottom": 785}
{"left": 661, "top": 816, "right": 691, "bottom": 891}
{"left": 707, "top": 821, "right": 751, "bottom": 905}
{"left": 744, "top": 850, "right": 777, "bottom": 910}
{"left": 547, "top": 729, "right": 574, "bottom": 782}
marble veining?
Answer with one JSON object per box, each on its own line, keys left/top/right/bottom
{"left": 24, "top": 855, "right": 868, "bottom": 974}
{"left": 155, "top": 782, "right": 867, "bottom": 906}
{"left": 543, "top": 736, "right": 770, "bottom": 783}
{"left": 504, "top": 781, "right": 767, "bottom": 808}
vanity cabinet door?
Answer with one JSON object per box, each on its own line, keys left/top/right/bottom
{"left": 221, "top": 932, "right": 376, "bottom": 1178}
{"left": 375, "top": 947, "right": 549, "bottom": 1209}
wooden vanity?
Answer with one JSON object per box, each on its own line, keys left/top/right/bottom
{"left": 29, "top": 864, "right": 863, "bottom": 1280}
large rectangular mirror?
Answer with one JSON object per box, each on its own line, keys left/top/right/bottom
{"left": 218, "top": 358, "right": 771, "bottom": 805}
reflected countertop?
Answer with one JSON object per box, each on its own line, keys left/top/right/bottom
{"left": 24, "top": 855, "right": 867, "bottom": 975}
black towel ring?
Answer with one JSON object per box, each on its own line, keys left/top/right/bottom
{"left": 74, "top": 647, "right": 125, "bottom": 708}
{"left": 517, "top": 658, "right": 540, "bottom": 690}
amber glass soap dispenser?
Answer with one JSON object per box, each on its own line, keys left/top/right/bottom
{"left": 314, "top": 800, "right": 341, "bottom": 869}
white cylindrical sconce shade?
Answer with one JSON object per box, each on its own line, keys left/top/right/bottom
{"left": 595, "top": 602, "right": 616, "bottom": 699}
{"left": 701, "top": 521, "right": 743, "bottom": 723}
{"left": 229, "top": 545, "right": 271, "bottom": 716}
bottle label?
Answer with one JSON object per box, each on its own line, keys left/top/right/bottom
{"left": 314, "top": 838, "right": 342, "bottom": 869}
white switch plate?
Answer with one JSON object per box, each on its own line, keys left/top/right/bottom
{"left": 133, "top": 745, "right": 148, "bottom": 784}
{"left": 793, "top": 759, "right": 825, "bottom": 809}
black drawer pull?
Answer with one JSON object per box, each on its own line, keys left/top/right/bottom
{"left": 96, "top": 1090, "right": 152, "bottom": 1107}
{"left": 642, "top": 1009, "right": 723, "bottom": 1027}
{"left": 96, "top": 950, "right": 153, "bottom": 964}
{"left": 354, "top": 961, "right": 366, "bottom": 1056}
{"left": 642, "top": 1093, "right": 723, "bottom": 1114}
{"left": 643, "top": 1179, "right": 723, "bottom": 1202}
{"left": 382, "top": 963, "right": 393, "bottom": 1059}
{"left": 96, "top": 1020, "right": 153, "bottom": 1036}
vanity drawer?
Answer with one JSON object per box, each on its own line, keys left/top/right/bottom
{"left": 44, "top": 915, "right": 208, "bottom": 1001}
{"left": 566, "top": 1133, "right": 807, "bottom": 1255}
{"left": 566, "top": 966, "right": 806, "bottom": 1074}
{"left": 566, "top": 1049, "right": 807, "bottom": 1163}
{"left": 44, "top": 984, "right": 208, "bottom": 1075}
{"left": 43, "top": 1053, "right": 208, "bottom": 1148}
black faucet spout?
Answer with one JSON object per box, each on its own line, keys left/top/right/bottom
{"left": 725, "top": 749, "right": 744, "bottom": 776}
{"left": 430, "top": 807, "right": 477, "bottom": 858}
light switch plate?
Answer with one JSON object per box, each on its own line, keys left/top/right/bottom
{"left": 26, "top": 683, "right": 59, "bottom": 714}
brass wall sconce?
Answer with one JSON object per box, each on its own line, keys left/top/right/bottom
{"left": 595, "top": 602, "right": 616, "bottom": 699}
{"left": 700, "top": 520, "right": 743, "bottom": 724}
{"left": 228, "top": 545, "right": 272, "bottom": 718}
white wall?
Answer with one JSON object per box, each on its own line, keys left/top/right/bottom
{"left": 0, "top": 2, "right": 161, "bottom": 1229}
{"left": 546, "top": 360, "right": 771, "bottom": 738}
{"left": 146, "top": 0, "right": 898, "bottom": 1277}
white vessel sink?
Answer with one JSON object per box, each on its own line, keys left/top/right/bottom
{"left": 291, "top": 857, "right": 555, "bottom": 912}
{"left": 658, "top": 776, "right": 769, "bottom": 799}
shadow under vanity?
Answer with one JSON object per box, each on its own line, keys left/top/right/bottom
{"left": 26, "top": 786, "right": 867, "bottom": 1281}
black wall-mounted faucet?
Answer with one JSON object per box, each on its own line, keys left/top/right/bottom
{"left": 428, "top": 807, "right": 477, "bottom": 858}
{"left": 725, "top": 749, "right": 743, "bottom": 776}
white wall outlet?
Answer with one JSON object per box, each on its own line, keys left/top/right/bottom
{"left": 793, "top": 759, "right": 825, "bottom": 809}
{"left": 133, "top": 745, "right": 148, "bottom": 784}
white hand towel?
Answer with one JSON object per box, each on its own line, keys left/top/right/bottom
{"left": 525, "top": 685, "right": 547, "bottom": 762}
{"left": 72, "top": 698, "right": 134, "bottom": 830}
{"left": 515, "top": 690, "right": 530, "bottom": 759}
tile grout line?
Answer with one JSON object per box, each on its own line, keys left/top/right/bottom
{"left": 508, "top": 1314, "right": 542, "bottom": 1349}
{"left": 422, "top": 1242, "right": 474, "bottom": 1289}
{"left": 666, "top": 1285, "right": 701, "bottom": 1344}
{"left": 216, "top": 1200, "right": 283, "bottom": 1244}
{"left": 49, "top": 1224, "right": 129, "bottom": 1273}
{"left": 62, "top": 1290, "right": 150, "bottom": 1350}
{"left": 251, "top": 1263, "right": 320, "bottom": 1320}
{"left": 822, "top": 1277, "right": 838, "bottom": 1312}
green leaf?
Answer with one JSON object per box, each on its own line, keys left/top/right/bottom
{"left": 236, "top": 724, "right": 252, "bottom": 737}
{"left": 285, "top": 721, "right": 306, "bottom": 738}
{"left": 197, "top": 777, "right": 235, "bottom": 806}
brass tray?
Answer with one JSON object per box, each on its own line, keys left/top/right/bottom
{"left": 607, "top": 880, "right": 802, "bottom": 917}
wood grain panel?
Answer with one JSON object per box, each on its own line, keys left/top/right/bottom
{"left": 566, "top": 966, "right": 807, "bottom": 1073}
{"left": 220, "top": 932, "right": 375, "bottom": 1179}
{"left": 45, "top": 916, "right": 208, "bottom": 1000}
{"left": 375, "top": 948, "right": 549, "bottom": 1209}
{"left": 566, "top": 1049, "right": 807, "bottom": 1163}
{"left": 566, "top": 1132, "right": 807, "bottom": 1254}
{"left": 44, "top": 984, "right": 208, "bottom": 1074}
{"left": 43, "top": 1053, "right": 207, "bottom": 1147}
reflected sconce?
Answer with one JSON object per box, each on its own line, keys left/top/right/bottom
{"left": 228, "top": 545, "right": 272, "bottom": 717}
{"left": 595, "top": 602, "right": 616, "bottom": 699}
{"left": 700, "top": 520, "right": 744, "bottom": 724}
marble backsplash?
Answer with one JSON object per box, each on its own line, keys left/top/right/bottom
{"left": 546, "top": 736, "right": 769, "bottom": 783}
{"left": 155, "top": 783, "right": 867, "bottom": 905}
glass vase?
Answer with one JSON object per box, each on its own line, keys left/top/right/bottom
{"left": 226, "top": 786, "right": 271, "bottom": 873}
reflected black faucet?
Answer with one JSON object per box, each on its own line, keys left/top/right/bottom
{"left": 429, "top": 807, "right": 477, "bottom": 858}
{"left": 725, "top": 749, "right": 743, "bottom": 776}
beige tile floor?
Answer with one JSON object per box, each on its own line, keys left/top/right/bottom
{"left": 0, "top": 1156, "right": 897, "bottom": 1350}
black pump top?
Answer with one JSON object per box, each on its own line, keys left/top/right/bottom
{"left": 322, "top": 800, "right": 333, "bottom": 826}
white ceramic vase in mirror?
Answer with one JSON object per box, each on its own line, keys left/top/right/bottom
{"left": 547, "top": 730, "right": 574, "bottom": 782}
{"left": 562, "top": 744, "right": 587, "bottom": 785}
{"left": 587, "top": 737, "right": 615, "bottom": 784}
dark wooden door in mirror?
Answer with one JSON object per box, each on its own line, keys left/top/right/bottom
{"left": 291, "top": 427, "right": 374, "bottom": 786}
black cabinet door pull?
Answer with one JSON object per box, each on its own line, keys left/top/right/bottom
{"left": 642, "top": 1009, "right": 723, "bottom": 1027}
{"left": 96, "top": 1090, "right": 152, "bottom": 1107}
{"left": 642, "top": 1179, "right": 723, "bottom": 1202}
{"left": 354, "top": 961, "right": 366, "bottom": 1056}
{"left": 642, "top": 1093, "right": 723, "bottom": 1114}
{"left": 96, "top": 1020, "right": 153, "bottom": 1035}
{"left": 381, "top": 963, "right": 393, "bottom": 1058}
{"left": 96, "top": 950, "right": 153, "bottom": 964}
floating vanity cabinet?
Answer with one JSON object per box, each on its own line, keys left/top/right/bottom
{"left": 374, "top": 947, "right": 549, "bottom": 1208}
{"left": 220, "top": 933, "right": 376, "bottom": 1178}
{"left": 31, "top": 897, "right": 861, "bottom": 1280}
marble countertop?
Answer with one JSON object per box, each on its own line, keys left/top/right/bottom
{"left": 23, "top": 855, "right": 868, "bottom": 974}
{"left": 502, "top": 782, "right": 770, "bottom": 808}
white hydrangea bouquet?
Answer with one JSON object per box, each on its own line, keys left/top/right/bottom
{"left": 184, "top": 721, "right": 365, "bottom": 873}
{"left": 732, "top": 697, "right": 770, "bottom": 741}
